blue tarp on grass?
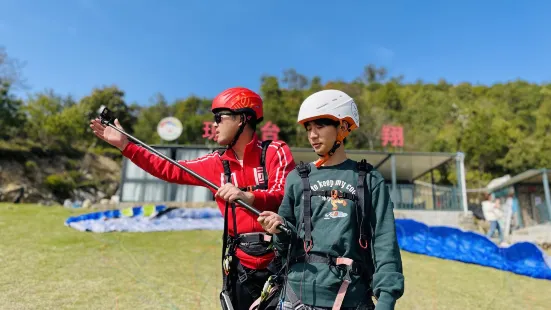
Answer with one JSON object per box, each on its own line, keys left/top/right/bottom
{"left": 65, "top": 206, "right": 551, "bottom": 280}
{"left": 395, "top": 219, "right": 551, "bottom": 280}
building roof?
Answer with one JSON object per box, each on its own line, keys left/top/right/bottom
{"left": 152, "top": 144, "right": 459, "bottom": 182}
{"left": 290, "top": 148, "right": 458, "bottom": 182}
{"left": 488, "top": 168, "right": 551, "bottom": 192}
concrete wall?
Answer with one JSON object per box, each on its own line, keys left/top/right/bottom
{"left": 394, "top": 210, "right": 464, "bottom": 229}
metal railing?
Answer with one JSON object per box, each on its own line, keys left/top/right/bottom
{"left": 391, "top": 183, "right": 462, "bottom": 211}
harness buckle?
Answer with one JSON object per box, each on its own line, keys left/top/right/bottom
{"left": 296, "top": 162, "right": 311, "bottom": 177}
{"left": 238, "top": 271, "right": 248, "bottom": 283}
{"left": 335, "top": 257, "right": 354, "bottom": 282}
{"left": 358, "top": 159, "right": 368, "bottom": 172}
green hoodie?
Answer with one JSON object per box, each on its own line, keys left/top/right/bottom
{"left": 274, "top": 159, "right": 404, "bottom": 310}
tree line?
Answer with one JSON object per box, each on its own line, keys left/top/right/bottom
{"left": 2, "top": 47, "right": 550, "bottom": 189}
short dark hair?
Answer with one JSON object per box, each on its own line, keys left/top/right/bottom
{"left": 304, "top": 118, "right": 348, "bottom": 144}
{"left": 303, "top": 118, "right": 341, "bottom": 129}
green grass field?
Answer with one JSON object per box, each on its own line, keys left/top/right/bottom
{"left": 1, "top": 203, "right": 551, "bottom": 310}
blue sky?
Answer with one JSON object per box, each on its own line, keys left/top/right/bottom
{"left": 1, "top": 0, "right": 550, "bottom": 105}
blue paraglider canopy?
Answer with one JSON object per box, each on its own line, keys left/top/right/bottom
{"left": 395, "top": 219, "right": 551, "bottom": 280}
{"left": 65, "top": 205, "right": 223, "bottom": 233}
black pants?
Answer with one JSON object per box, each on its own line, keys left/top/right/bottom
{"left": 224, "top": 261, "right": 274, "bottom": 310}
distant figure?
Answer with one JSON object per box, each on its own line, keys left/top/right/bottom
{"left": 482, "top": 193, "right": 504, "bottom": 244}
{"left": 505, "top": 190, "right": 520, "bottom": 231}
{"left": 13, "top": 186, "right": 24, "bottom": 204}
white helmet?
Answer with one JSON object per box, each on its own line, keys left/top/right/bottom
{"left": 297, "top": 90, "right": 360, "bottom": 167}
{"left": 297, "top": 89, "right": 360, "bottom": 130}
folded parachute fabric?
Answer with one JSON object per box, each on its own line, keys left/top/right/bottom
{"left": 395, "top": 219, "right": 551, "bottom": 281}
{"left": 65, "top": 205, "right": 224, "bottom": 233}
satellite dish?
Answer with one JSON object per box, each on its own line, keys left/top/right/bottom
{"left": 157, "top": 117, "right": 183, "bottom": 142}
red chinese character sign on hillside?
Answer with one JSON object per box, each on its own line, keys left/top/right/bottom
{"left": 381, "top": 125, "right": 404, "bottom": 147}
{"left": 261, "top": 121, "right": 280, "bottom": 141}
{"left": 202, "top": 121, "right": 215, "bottom": 140}
{"left": 202, "top": 120, "right": 280, "bottom": 141}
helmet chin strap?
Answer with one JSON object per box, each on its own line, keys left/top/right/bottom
{"left": 314, "top": 120, "right": 351, "bottom": 167}
{"left": 228, "top": 114, "right": 251, "bottom": 150}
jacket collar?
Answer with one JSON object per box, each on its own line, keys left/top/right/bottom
{"left": 219, "top": 133, "right": 261, "bottom": 165}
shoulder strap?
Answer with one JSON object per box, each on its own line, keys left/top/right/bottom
{"left": 260, "top": 140, "right": 272, "bottom": 167}
{"left": 221, "top": 158, "right": 234, "bottom": 290}
{"left": 357, "top": 159, "right": 374, "bottom": 249}
{"left": 295, "top": 161, "right": 313, "bottom": 253}
{"left": 222, "top": 159, "right": 232, "bottom": 184}
{"left": 258, "top": 140, "right": 272, "bottom": 190}
{"left": 220, "top": 158, "right": 238, "bottom": 239}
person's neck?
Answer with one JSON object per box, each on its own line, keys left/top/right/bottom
{"left": 230, "top": 130, "right": 254, "bottom": 160}
{"left": 321, "top": 148, "right": 348, "bottom": 166}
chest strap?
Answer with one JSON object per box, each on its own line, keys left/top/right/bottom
{"left": 289, "top": 252, "right": 364, "bottom": 275}
{"left": 311, "top": 190, "right": 358, "bottom": 201}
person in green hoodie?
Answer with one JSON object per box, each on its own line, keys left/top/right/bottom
{"left": 257, "top": 89, "right": 404, "bottom": 310}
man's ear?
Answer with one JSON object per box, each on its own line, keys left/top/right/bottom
{"left": 340, "top": 121, "right": 349, "bottom": 132}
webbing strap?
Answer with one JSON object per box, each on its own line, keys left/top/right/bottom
{"left": 238, "top": 233, "right": 273, "bottom": 244}
{"left": 357, "top": 160, "right": 369, "bottom": 249}
{"left": 296, "top": 162, "right": 313, "bottom": 252}
{"left": 222, "top": 160, "right": 239, "bottom": 237}
{"left": 289, "top": 253, "right": 364, "bottom": 274}
{"left": 259, "top": 140, "right": 271, "bottom": 190}
{"left": 311, "top": 190, "right": 358, "bottom": 201}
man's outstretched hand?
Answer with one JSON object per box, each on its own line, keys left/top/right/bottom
{"left": 90, "top": 118, "right": 129, "bottom": 151}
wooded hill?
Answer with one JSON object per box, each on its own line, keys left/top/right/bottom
{"left": 1, "top": 47, "right": 550, "bottom": 202}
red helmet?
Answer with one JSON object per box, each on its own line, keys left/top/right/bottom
{"left": 211, "top": 87, "right": 263, "bottom": 122}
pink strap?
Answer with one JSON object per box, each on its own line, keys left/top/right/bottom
{"left": 332, "top": 279, "right": 351, "bottom": 310}
{"left": 249, "top": 286, "right": 278, "bottom": 310}
{"left": 263, "top": 234, "right": 272, "bottom": 242}
{"left": 249, "top": 297, "right": 262, "bottom": 310}
{"left": 335, "top": 257, "right": 353, "bottom": 266}
{"left": 332, "top": 257, "right": 354, "bottom": 310}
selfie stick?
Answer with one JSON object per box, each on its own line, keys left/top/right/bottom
{"left": 98, "top": 107, "right": 291, "bottom": 235}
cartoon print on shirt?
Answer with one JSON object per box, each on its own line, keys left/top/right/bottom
{"left": 308, "top": 179, "right": 356, "bottom": 220}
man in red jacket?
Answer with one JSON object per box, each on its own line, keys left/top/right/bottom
{"left": 90, "top": 87, "right": 295, "bottom": 310}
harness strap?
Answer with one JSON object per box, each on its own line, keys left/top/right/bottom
{"left": 289, "top": 253, "right": 364, "bottom": 275}
{"left": 296, "top": 162, "right": 313, "bottom": 252}
{"left": 333, "top": 257, "right": 353, "bottom": 310}
{"left": 311, "top": 190, "right": 358, "bottom": 201}
{"left": 259, "top": 139, "right": 271, "bottom": 190}
{"left": 237, "top": 232, "right": 273, "bottom": 244}
{"left": 357, "top": 159, "right": 371, "bottom": 249}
